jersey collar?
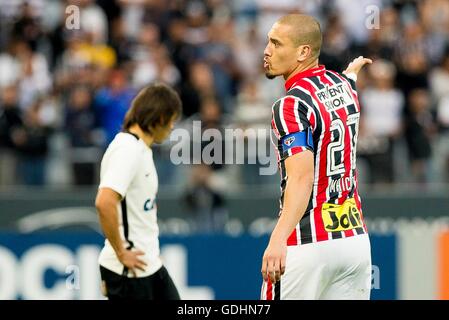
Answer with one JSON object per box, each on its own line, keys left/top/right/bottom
{"left": 284, "top": 65, "right": 326, "bottom": 91}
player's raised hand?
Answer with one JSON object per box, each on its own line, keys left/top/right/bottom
{"left": 118, "top": 249, "right": 147, "bottom": 277}
{"left": 343, "top": 56, "right": 373, "bottom": 76}
{"left": 261, "top": 240, "right": 287, "bottom": 284}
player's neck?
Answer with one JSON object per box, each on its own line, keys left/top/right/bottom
{"left": 284, "top": 59, "right": 319, "bottom": 82}
{"left": 128, "top": 124, "right": 154, "bottom": 147}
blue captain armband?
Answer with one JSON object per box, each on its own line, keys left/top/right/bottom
{"left": 281, "top": 127, "right": 314, "bottom": 153}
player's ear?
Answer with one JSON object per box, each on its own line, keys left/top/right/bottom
{"left": 297, "top": 45, "right": 311, "bottom": 62}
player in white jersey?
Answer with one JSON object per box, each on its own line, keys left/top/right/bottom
{"left": 95, "top": 83, "right": 182, "bottom": 300}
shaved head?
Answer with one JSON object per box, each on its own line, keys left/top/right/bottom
{"left": 276, "top": 14, "right": 322, "bottom": 60}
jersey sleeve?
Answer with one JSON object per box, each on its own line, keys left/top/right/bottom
{"left": 99, "top": 140, "right": 141, "bottom": 198}
{"left": 339, "top": 72, "right": 357, "bottom": 92}
{"left": 271, "top": 95, "right": 314, "bottom": 160}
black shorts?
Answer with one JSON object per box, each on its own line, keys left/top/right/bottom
{"left": 100, "top": 265, "right": 180, "bottom": 300}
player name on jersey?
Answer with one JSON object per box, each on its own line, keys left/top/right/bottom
{"left": 329, "top": 175, "right": 356, "bottom": 194}
{"left": 316, "top": 84, "right": 353, "bottom": 112}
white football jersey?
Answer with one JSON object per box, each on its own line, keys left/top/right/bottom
{"left": 98, "top": 132, "right": 162, "bottom": 277}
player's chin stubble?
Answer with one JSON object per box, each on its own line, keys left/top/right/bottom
{"left": 265, "top": 72, "right": 276, "bottom": 79}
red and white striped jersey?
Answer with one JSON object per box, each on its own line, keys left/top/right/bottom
{"left": 271, "top": 65, "right": 368, "bottom": 246}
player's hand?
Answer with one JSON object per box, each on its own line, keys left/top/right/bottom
{"left": 261, "top": 239, "right": 287, "bottom": 284}
{"left": 117, "top": 249, "right": 147, "bottom": 277}
{"left": 343, "top": 56, "right": 373, "bottom": 76}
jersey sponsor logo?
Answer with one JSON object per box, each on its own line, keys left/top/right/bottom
{"left": 315, "top": 84, "right": 353, "bottom": 112}
{"left": 322, "top": 198, "right": 362, "bottom": 232}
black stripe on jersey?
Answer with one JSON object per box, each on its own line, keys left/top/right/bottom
{"left": 272, "top": 100, "right": 286, "bottom": 137}
{"left": 355, "top": 227, "right": 365, "bottom": 235}
{"left": 347, "top": 103, "right": 357, "bottom": 114}
{"left": 339, "top": 72, "right": 357, "bottom": 91}
{"left": 287, "top": 88, "right": 323, "bottom": 136}
{"left": 331, "top": 231, "right": 343, "bottom": 239}
{"left": 308, "top": 76, "right": 325, "bottom": 89}
{"left": 124, "top": 131, "right": 139, "bottom": 140}
{"left": 274, "top": 281, "right": 281, "bottom": 300}
{"left": 121, "top": 198, "right": 134, "bottom": 277}
{"left": 349, "top": 172, "right": 357, "bottom": 197}
{"left": 325, "top": 71, "right": 342, "bottom": 84}
{"left": 299, "top": 212, "right": 313, "bottom": 244}
{"left": 121, "top": 198, "right": 134, "bottom": 249}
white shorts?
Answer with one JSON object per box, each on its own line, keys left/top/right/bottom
{"left": 261, "top": 234, "right": 372, "bottom": 300}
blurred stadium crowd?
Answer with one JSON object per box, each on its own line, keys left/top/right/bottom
{"left": 0, "top": 0, "right": 449, "bottom": 193}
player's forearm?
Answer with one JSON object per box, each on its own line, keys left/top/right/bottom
{"left": 96, "top": 202, "right": 126, "bottom": 256}
{"left": 270, "top": 173, "right": 314, "bottom": 242}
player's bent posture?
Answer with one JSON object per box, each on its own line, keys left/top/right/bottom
{"left": 95, "top": 83, "right": 181, "bottom": 300}
{"left": 260, "top": 14, "right": 373, "bottom": 300}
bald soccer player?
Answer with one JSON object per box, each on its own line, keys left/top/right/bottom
{"left": 260, "top": 14, "right": 373, "bottom": 300}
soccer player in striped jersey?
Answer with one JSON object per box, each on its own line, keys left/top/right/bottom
{"left": 95, "top": 83, "right": 181, "bottom": 300}
{"left": 260, "top": 14, "right": 373, "bottom": 300}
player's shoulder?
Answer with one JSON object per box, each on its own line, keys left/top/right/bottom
{"left": 271, "top": 95, "right": 301, "bottom": 112}
{"left": 272, "top": 94, "right": 303, "bottom": 106}
{"left": 271, "top": 94, "right": 315, "bottom": 117}
{"left": 326, "top": 69, "right": 357, "bottom": 89}
{"left": 107, "top": 132, "right": 145, "bottom": 156}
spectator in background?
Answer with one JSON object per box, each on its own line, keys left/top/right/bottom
{"left": 420, "top": 0, "right": 449, "bottom": 37}
{"left": 197, "top": 21, "right": 241, "bottom": 113}
{"left": 95, "top": 68, "right": 136, "bottom": 146}
{"left": 359, "top": 60, "right": 404, "bottom": 184}
{"left": 165, "top": 18, "right": 196, "bottom": 80}
{"left": 183, "top": 163, "right": 228, "bottom": 233}
{"left": 232, "top": 23, "right": 263, "bottom": 80}
{"left": 11, "top": 97, "right": 52, "bottom": 185}
{"left": 395, "top": 23, "right": 429, "bottom": 96}
{"left": 133, "top": 43, "right": 180, "bottom": 89}
{"left": 197, "top": 97, "right": 228, "bottom": 171}
{"left": 0, "top": 85, "right": 22, "bottom": 149}
{"left": 405, "top": 88, "right": 437, "bottom": 184}
{"left": 0, "top": 41, "right": 21, "bottom": 88}
{"left": 233, "top": 81, "right": 273, "bottom": 185}
{"left": 11, "top": 1, "right": 43, "bottom": 51}
{"left": 77, "top": 0, "right": 109, "bottom": 45}
{"left": 109, "top": 16, "right": 133, "bottom": 64}
{"left": 0, "top": 85, "right": 22, "bottom": 185}
{"left": 430, "top": 53, "right": 449, "bottom": 182}
{"left": 419, "top": 0, "right": 449, "bottom": 64}
{"left": 65, "top": 86, "right": 100, "bottom": 185}
{"left": 182, "top": 0, "right": 210, "bottom": 46}
{"left": 333, "top": 0, "right": 383, "bottom": 44}
{"left": 179, "top": 61, "right": 216, "bottom": 118}
{"left": 14, "top": 40, "right": 52, "bottom": 110}
{"left": 319, "top": 14, "right": 351, "bottom": 72}
{"left": 234, "top": 81, "right": 271, "bottom": 131}
{"left": 361, "top": 8, "right": 399, "bottom": 61}
{"left": 430, "top": 54, "right": 449, "bottom": 103}
{"left": 55, "top": 32, "right": 111, "bottom": 93}
{"left": 434, "top": 93, "right": 449, "bottom": 182}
